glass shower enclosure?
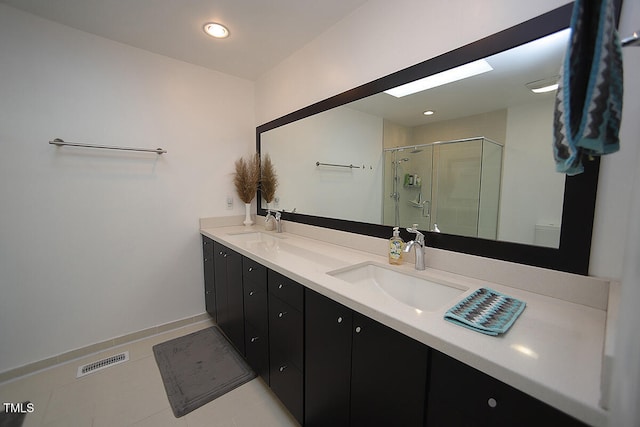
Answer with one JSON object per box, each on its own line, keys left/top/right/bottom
{"left": 382, "top": 137, "right": 503, "bottom": 239}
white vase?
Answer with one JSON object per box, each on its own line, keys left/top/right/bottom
{"left": 243, "top": 203, "right": 253, "bottom": 226}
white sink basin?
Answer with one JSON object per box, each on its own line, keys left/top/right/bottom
{"left": 226, "top": 231, "right": 284, "bottom": 242}
{"left": 328, "top": 262, "right": 467, "bottom": 312}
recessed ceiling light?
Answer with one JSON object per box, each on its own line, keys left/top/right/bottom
{"left": 423, "top": 110, "right": 435, "bottom": 116}
{"left": 203, "top": 22, "right": 229, "bottom": 39}
{"left": 526, "top": 76, "right": 559, "bottom": 94}
{"left": 384, "top": 59, "right": 493, "bottom": 98}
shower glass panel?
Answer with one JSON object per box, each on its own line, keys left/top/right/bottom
{"left": 382, "top": 137, "right": 502, "bottom": 238}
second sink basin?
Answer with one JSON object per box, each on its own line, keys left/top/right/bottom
{"left": 328, "top": 262, "right": 467, "bottom": 312}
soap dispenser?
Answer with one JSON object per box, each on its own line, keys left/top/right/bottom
{"left": 389, "top": 227, "right": 404, "bottom": 265}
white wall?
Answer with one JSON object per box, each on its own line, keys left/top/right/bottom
{"left": 0, "top": 5, "right": 255, "bottom": 373}
{"left": 499, "top": 97, "right": 565, "bottom": 245}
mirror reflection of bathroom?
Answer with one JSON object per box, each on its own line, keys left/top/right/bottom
{"left": 382, "top": 135, "right": 503, "bottom": 239}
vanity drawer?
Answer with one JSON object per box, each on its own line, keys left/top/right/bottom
{"left": 270, "top": 354, "right": 303, "bottom": 425}
{"left": 245, "top": 321, "right": 270, "bottom": 384}
{"left": 243, "top": 257, "right": 267, "bottom": 284}
{"left": 268, "top": 270, "right": 303, "bottom": 311}
{"left": 244, "top": 280, "right": 268, "bottom": 331}
{"left": 269, "top": 294, "right": 303, "bottom": 371}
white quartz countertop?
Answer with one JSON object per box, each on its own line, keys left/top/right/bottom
{"left": 201, "top": 225, "right": 608, "bottom": 426}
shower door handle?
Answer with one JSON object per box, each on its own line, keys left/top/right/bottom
{"left": 423, "top": 200, "right": 431, "bottom": 217}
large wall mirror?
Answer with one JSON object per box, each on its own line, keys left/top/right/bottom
{"left": 257, "top": 3, "right": 610, "bottom": 275}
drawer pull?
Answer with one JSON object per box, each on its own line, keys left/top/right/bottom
{"left": 250, "top": 337, "right": 259, "bottom": 343}
{"left": 337, "top": 316, "right": 343, "bottom": 324}
{"left": 279, "top": 365, "right": 287, "bottom": 372}
{"left": 487, "top": 398, "right": 497, "bottom": 408}
{"left": 278, "top": 311, "right": 287, "bottom": 318}
{"left": 355, "top": 326, "right": 362, "bottom": 333}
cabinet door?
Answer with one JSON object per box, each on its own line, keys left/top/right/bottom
{"left": 202, "top": 236, "right": 216, "bottom": 318}
{"left": 225, "top": 250, "right": 245, "bottom": 355}
{"left": 350, "top": 313, "right": 429, "bottom": 427}
{"left": 427, "top": 350, "right": 587, "bottom": 427}
{"left": 245, "top": 321, "right": 269, "bottom": 384}
{"left": 213, "top": 242, "right": 229, "bottom": 332}
{"left": 243, "top": 261, "right": 268, "bottom": 332}
{"left": 213, "top": 242, "right": 245, "bottom": 355}
{"left": 269, "top": 295, "right": 303, "bottom": 371}
{"left": 304, "top": 289, "right": 352, "bottom": 427}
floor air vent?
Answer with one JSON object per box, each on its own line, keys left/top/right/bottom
{"left": 76, "top": 351, "right": 129, "bottom": 378}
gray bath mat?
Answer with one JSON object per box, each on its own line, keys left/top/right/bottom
{"left": 153, "top": 326, "right": 256, "bottom": 417}
{"left": 0, "top": 404, "right": 28, "bottom": 427}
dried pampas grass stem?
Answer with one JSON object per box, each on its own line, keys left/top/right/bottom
{"left": 261, "top": 154, "right": 278, "bottom": 203}
{"left": 234, "top": 153, "right": 260, "bottom": 203}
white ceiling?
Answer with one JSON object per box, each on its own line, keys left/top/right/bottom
{"left": 0, "top": 0, "right": 369, "bottom": 80}
{"left": 2, "top": 0, "right": 570, "bottom": 125}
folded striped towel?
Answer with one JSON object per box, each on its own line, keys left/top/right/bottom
{"left": 444, "top": 288, "right": 526, "bottom": 336}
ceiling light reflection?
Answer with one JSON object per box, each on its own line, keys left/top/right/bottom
{"left": 510, "top": 344, "right": 539, "bottom": 359}
{"left": 384, "top": 59, "right": 493, "bottom": 98}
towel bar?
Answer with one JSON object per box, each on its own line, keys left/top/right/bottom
{"left": 49, "top": 138, "right": 167, "bottom": 154}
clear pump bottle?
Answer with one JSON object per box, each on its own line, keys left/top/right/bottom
{"left": 389, "top": 227, "right": 404, "bottom": 265}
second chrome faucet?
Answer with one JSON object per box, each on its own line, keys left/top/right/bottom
{"left": 404, "top": 224, "right": 425, "bottom": 270}
{"left": 265, "top": 209, "right": 283, "bottom": 233}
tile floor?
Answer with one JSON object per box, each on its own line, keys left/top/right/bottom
{"left": 0, "top": 320, "right": 300, "bottom": 427}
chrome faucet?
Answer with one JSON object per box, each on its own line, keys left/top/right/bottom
{"left": 265, "top": 209, "right": 283, "bottom": 233}
{"left": 404, "top": 224, "right": 425, "bottom": 270}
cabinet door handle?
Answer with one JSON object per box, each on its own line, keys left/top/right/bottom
{"left": 337, "top": 316, "right": 343, "bottom": 324}
{"left": 249, "top": 291, "right": 255, "bottom": 296}
{"left": 355, "top": 326, "right": 362, "bottom": 333}
{"left": 487, "top": 398, "right": 497, "bottom": 408}
{"left": 204, "top": 258, "right": 208, "bottom": 262}
{"left": 278, "top": 311, "right": 287, "bottom": 318}
{"left": 278, "top": 283, "right": 284, "bottom": 289}
{"left": 248, "top": 267, "right": 254, "bottom": 272}
{"left": 250, "top": 337, "right": 259, "bottom": 343}
{"left": 279, "top": 365, "right": 287, "bottom": 372}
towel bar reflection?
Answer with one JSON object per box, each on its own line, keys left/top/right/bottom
{"left": 622, "top": 31, "right": 639, "bottom": 47}
{"left": 316, "top": 161, "right": 360, "bottom": 169}
{"left": 49, "top": 138, "right": 167, "bottom": 154}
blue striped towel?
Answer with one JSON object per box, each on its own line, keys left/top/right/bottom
{"left": 553, "top": 0, "right": 623, "bottom": 175}
{"left": 444, "top": 288, "right": 526, "bottom": 336}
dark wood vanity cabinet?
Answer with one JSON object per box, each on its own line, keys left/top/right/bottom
{"left": 427, "top": 350, "right": 587, "bottom": 427}
{"left": 213, "top": 241, "right": 245, "bottom": 356}
{"left": 305, "top": 289, "right": 429, "bottom": 427}
{"left": 201, "top": 236, "right": 216, "bottom": 318}
{"left": 242, "top": 257, "right": 269, "bottom": 384}
{"left": 268, "top": 270, "right": 304, "bottom": 425}
{"left": 202, "top": 236, "right": 587, "bottom": 427}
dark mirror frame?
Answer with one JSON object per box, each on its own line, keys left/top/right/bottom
{"left": 257, "top": 2, "right": 620, "bottom": 275}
